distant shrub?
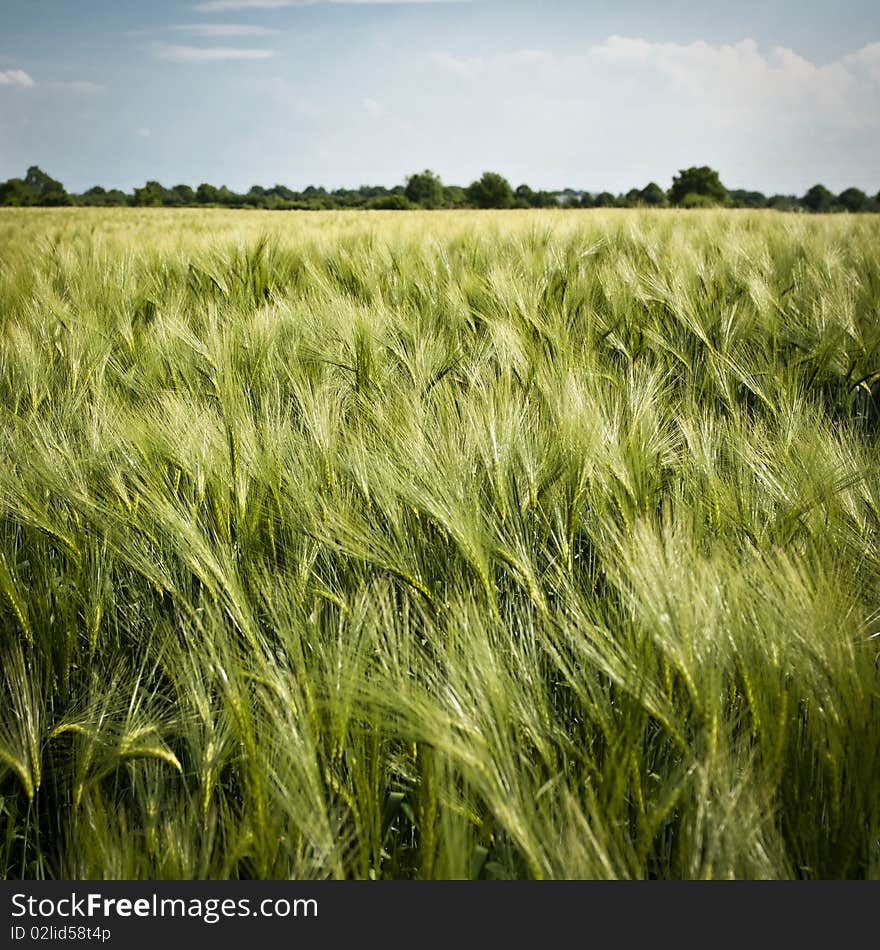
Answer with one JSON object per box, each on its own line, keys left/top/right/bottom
{"left": 367, "top": 194, "right": 415, "bottom": 210}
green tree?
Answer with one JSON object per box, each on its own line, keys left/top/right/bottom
{"left": 79, "top": 186, "right": 128, "bottom": 207}
{"left": 133, "top": 181, "right": 168, "bottom": 207}
{"left": 368, "top": 194, "right": 414, "bottom": 210}
{"left": 680, "top": 192, "right": 717, "bottom": 209}
{"left": 0, "top": 178, "right": 31, "bottom": 206}
{"left": 514, "top": 183, "right": 535, "bottom": 208}
{"left": 639, "top": 182, "right": 667, "bottom": 206}
{"left": 196, "top": 183, "right": 219, "bottom": 204}
{"left": 837, "top": 187, "right": 868, "bottom": 213}
{"left": 592, "top": 192, "right": 616, "bottom": 207}
{"left": 668, "top": 166, "right": 728, "bottom": 206}
{"left": 466, "top": 171, "right": 514, "bottom": 209}
{"left": 21, "top": 166, "right": 71, "bottom": 205}
{"left": 404, "top": 169, "right": 444, "bottom": 208}
{"left": 169, "top": 184, "right": 196, "bottom": 206}
{"left": 801, "top": 184, "right": 834, "bottom": 213}
{"left": 768, "top": 194, "right": 799, "bottom": 211}
{"left": 442, "top": 185, "right": 468, "bottom": 208}
{"left": 728, "top": 189, "right": 767, "bottom": 209}
{"left": 557, "top": 188, "right": 581, "bottom": 207}
{"left": 215, "top": 185, "right": 240, "bottom": 206}
{"left": 533, "top": 190, "right": 561, "bottom": 208}
{"left": 515, "top": 184, "right": 559, "bottom": 208}
{"left": 268, "top": 184, "right": 296, "bottom": 201}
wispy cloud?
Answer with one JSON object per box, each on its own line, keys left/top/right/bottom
{"left": 422, "top": 36, "right": 880, "bottom": 193}
{"left": 260, "top": 76, "right": 324, "bottom": 117}
{"left": 195, "top": 0, "right": 469, "bottom": 10}
{"left": 428, "top": 49, "right": 551, "bottom": 80}
{"left": 48, "top": 81, "right": 105, "bottom": 93}
{"left": 0, "top": 68, "right": 35, "bottom": 87}
{"left": 428, "top": 37, "right": 880, "bottom": 135}
{"left": 173, "top": 23, "right": 280, "bottom": 37}
{"left": 0, "top": 70, "right": 104, "bottom": 92}
{"left": 362, "top": 96, "right": 385, "bottom": 117}
{"left": 585, "top": 36, "right": 880, "bottom": 132}
{"left": 156, "top": 44, "right": 277, "bottom": 62}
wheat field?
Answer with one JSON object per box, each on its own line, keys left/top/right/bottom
{"left": 1, "top": 207, "right": 879, "bottom": 879}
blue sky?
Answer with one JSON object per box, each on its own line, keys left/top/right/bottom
{"left": 1, "top": 0, "right": 878, "bottom": 195}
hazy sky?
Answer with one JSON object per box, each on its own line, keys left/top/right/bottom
{"left": 1, "top": 0, "right": 878, "bottom": 195}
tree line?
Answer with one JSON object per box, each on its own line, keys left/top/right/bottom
{"left": 1, "top": 164, "right": 878, "bottom": 213}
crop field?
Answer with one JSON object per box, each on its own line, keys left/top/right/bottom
{"left": 1, "top": 206, "right": 879, "bottom": 880}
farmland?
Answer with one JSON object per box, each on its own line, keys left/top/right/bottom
{"left": 1, "top": 207, "right": 879, "bottom": 879}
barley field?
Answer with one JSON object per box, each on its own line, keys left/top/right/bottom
{"left": 1, "top": 207, "right": 879, "bottom": 879}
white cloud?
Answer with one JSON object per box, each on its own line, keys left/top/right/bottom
{"left": 0, "top": 70, "right": 105, "bottom": 93}
{"left": 429, "top": 37, "right": 880, "bottom": 135}
{"left": 362, "top": 96, "right": 384, "bottom": 117}
{"left": 155, "top": 45, "right": 277, "bottom": 62}
{"left": 841, "top": 42, "right": 880, "bottom": 85}
{"left": 428, "top": 49, "right": 552, "bottom": 80}
{"left": 0, "top": 69, "right": 35, "bottom": 87}
{"left": 586, "top": 35, "right": 880, "bottom": 133}
{"left": 426, "top": 51, "right": 471, "bottom": 78}
{"left": 421, "top": 37, "right": 880, "bottom": 192}
{"left": 173, "top": 23, "right": 280, "bottom": 36}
